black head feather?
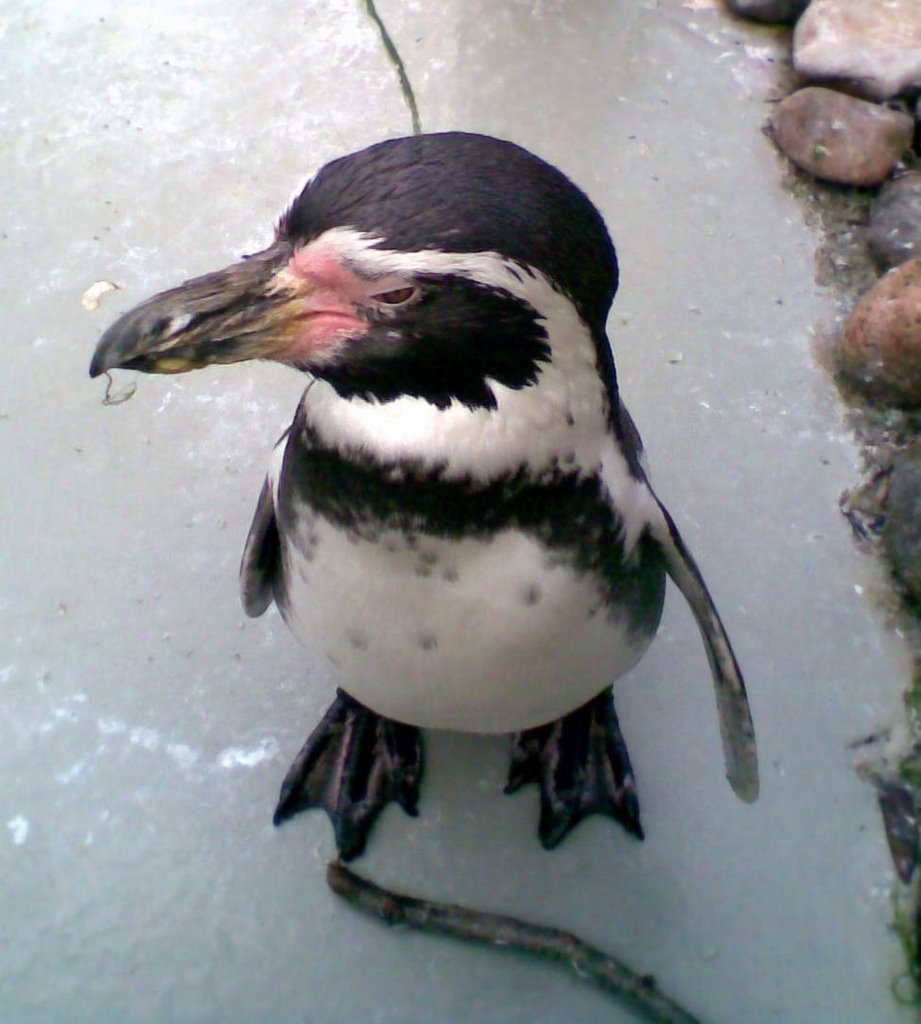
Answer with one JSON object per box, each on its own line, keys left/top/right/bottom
{"left": 280, "top": 133, "right": 619, "bottom": 337}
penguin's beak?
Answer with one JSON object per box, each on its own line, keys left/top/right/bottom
{"left": 89, "top": 240, "right": 308, "bottom": 377}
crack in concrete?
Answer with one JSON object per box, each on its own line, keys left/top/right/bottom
{"left": 361, "top": 0, "right": 422, "bottom": 136}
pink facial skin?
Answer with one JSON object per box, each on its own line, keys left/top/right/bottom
{"left": 272, "top": 245, "right": 369, "bottom": 365}
{"left": 273, "top": 243, "right": 416, "bottom": 367}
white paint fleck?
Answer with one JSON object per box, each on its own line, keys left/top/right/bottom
{"left": 0, "top": 664, "right": 15, "bottom": 684}
{"left": 129, "top": 726, "right": 160, "bottom": 751}
{"left": 217, "top": 737, "right": 280, "bottom": 769}
{"left": 40, "top": 705, "right": 78, "bottom": 734}
{"left": 97, "top": 716, "right": 126, "bottom": 735}
{"left": 7, "top": 816, "right": 29, "bottom": 845}
{"left": 55, "top": 760, "right": 86, "bottom": 784}
{"left": 80, "top": 279, "right": 119, "bottom": 311}
{"left": 166, "top": 742, "right": 199, "bottom": 770}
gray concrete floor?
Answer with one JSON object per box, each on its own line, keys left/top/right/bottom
{"left": 1, "top": 2, "right": 914, "bottom": 1022}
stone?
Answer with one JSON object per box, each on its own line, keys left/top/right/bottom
{"left": 884, "top": 442, "right": 921, "bottom": 603}
{"left": 869, "top": 173, "right": 921, "bottom": 269}
{"left": 769, "top": 87, "right": 912, "bottom": 187}
{"left": 725, "top": 0, "right": 809, "bottom": 24}
{"left": 838, "top": 258, "right": 921, "bottom": 407}
{"left": 794, "top": 0, "right": 921, "bottom": 100}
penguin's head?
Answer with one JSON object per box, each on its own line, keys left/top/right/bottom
{"left": 90, "top": 132, "right": 620, "bottom": 411}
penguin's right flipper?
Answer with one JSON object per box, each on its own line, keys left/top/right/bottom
{"left": 648, "top": 495, "right": 759, "bottom": 803}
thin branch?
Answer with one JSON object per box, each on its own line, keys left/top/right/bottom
{"left": 360, "top": 0, "right": 421, "bottom": 136}
{"left": 327, "top": 861, "right": 707, "bottom": 1024}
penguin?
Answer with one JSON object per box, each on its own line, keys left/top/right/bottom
{"left": 91, "top": 132, "right": 758, "bottom": 861}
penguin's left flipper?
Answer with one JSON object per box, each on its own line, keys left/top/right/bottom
{"left": 649, "top": 496, "right": 760, "bottom": 803}
{"left": 240, "top": 430, "right": 289, "bottom": 619}
{"left": 240, "top": 476, "right": 280, "bottom": 618}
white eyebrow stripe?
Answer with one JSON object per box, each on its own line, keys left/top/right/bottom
{"left": 291, "top": 226, "right": 656, "bottom": 554}
{"left": 300, "top": 226, "right": 548, "bottom": 305}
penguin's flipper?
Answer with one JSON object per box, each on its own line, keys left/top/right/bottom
{"left": 240, "top": 430, "right": 292, "bottom": 619}
{"left": 240, "top": 477, "right": 281, "bottom": 618}
{"left": 649, "top": 496, "right": 759, "bottom": 803}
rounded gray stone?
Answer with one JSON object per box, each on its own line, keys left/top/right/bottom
{"left": 869, "top": 173, "right": 921, "bottom": 269}
{"left": 725, "top": 0, "right": 808, "bottom": 24}
{"left": 884, "top": 443, "right": 921, "bottom": 603}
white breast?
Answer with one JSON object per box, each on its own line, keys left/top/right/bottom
{"left": 268, "top": 237, "right": 662, "bottom": 730}
{"left": 277, "top": 511, "right": 652, "bottom": 733}
{"left": 298, "top": 239, "right": 611, "bottom": 485}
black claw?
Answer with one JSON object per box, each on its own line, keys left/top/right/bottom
{"left": 505, "top": 724, "right": 551, "bottom": 794}
{"left": 385, "top": 718, "right": 424, "bottom": 816}
{"left": 273, "top": 689, "right": 424, "bottom": 861}
{"left": 507, "top": 688, "right": 643, "bottom": 849}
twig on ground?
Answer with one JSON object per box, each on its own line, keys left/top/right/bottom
{"left": 327, "top": 860, "right": 707, "bottom": 1024}
{"left": 360, "top": 0, "right": 421, "bottom": 135}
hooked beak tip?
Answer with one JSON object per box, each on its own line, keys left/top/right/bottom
{"left": 88, "top": 240, "right": 294, "bottom": 380}
{"left": 89, "top": 318, "right": 132, "bottom": 378}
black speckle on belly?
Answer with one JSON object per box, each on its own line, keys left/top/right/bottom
{"left": 346, "top": 628, "right": 369, "bottom": 650}
{"left": 442, "top": 566, "right": 459, "bottom": 582}
{"left": 415, "top": 549, "right": 439, "bottom": 577}
{"left": 522, "top": 583, "right": 542, "bottom": 606}
{"left": 297, "top": 529, "right": 320, "bottom": 563}
{"left": 417, "top": 632, "right": 438, "bottom": 652}
{"left": 279, "top": 409, "right": 667, "bottom": 638}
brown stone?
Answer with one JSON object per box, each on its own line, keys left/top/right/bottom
{"left": 838, "top": 258, "right": 921, "bottom": 407}
{"left": 794, "top": 0, "right": 921, "bottom": 100}
{"left": 769, "top": 87, "right": 912, "bottom": 187}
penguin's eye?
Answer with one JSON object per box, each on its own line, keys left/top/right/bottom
{"left": 372, "top": 286, "right": 419, "bottom": 307}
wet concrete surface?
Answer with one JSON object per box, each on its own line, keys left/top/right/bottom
{"left": 0, "top": 2, "right": 913, "bottom": 1022}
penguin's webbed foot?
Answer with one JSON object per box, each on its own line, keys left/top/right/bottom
{"left": 273, "top": 689, "right": 423, "bottom": 861}
{"left": 505, "top": 688, "right": 643, "bottom": 849}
